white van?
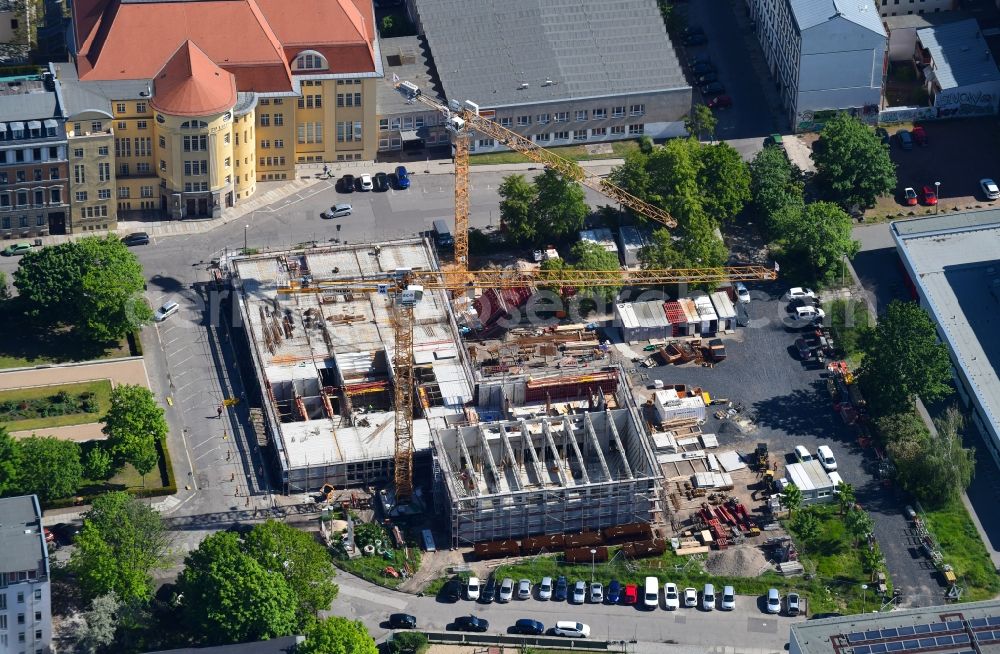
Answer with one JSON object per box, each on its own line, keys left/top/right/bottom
{"left": 643, "top": 576, "right": 659, "bottom": 610}
{"left": 816, "top": 445, "right": 837, "bottom": 471}
{"left": 794, "top": 445, "right": 813, "bottom": 463}
{"left": 829, "top": 471, "right": 845, "bottom": 490}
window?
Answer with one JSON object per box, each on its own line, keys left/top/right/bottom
{"left": 16, "top": 170, "right": 24, "bottom": 182}
{"left": 628, "top": 124, "right": 644, "bottom": 135}
{"left": 224, "top": 133, "right": 230, "bottom": 144}
{"left": 402, "top": 117, "right": 413, "bottom": 130}
{"left": 34, "top": 189, "right": 44, "bottom": 205}
{"left": 294, "top": 52, "right": 327, "bottom": 70}
{"left": 478, "top": 138, "right": 495, "bottom": 148}
{"left": 516, "top": 115, "right": 531, "bottom": 126}
{"left": 629, "top": 104, "right": 645, "bottom": 116}
{"left": 183, "top": 160, "right": 208, "bottom": 176}
{"left": 119, "top": 163, "right": 129, "bottom": 176}
{"left": 533, "top": 133, "right": 550, "bottom": 142}
{"left": 98, "top": 189, "right": 111, "bottom": 200}
{"left": 98, "top": 146, "right": 109, "bottom": 156}
{"left": 159, "top": 136, "right": 166, "bottom": 148}
{"left": 537, "top": 113, "right": 550, "bottom": 124}
{"left": 49, "top": 167, "right": 58, "bottom": 180}
{"left": 259, "top": 98, "right": 270, "bottom": 105}
{"left": 137, "top": 120, "right": 148, "bottom": 130}
{"left": 1, "top": 217, "right": 7, "bottom": 228}
{"left": 73, "top": 148, "right": 83, "bottom": 158}
{"left": 259, "top": 114, "right": 270, "bottom": 127}
{"left": 554, "top": 112, "right": 569, "bottom": 122}
{"left": 573, "top": 130, "right": 587, "bottom": 141}
{"left": 183, "top": 135, "right": 207, "bottom": 151}
{"left": 225, "top": 157, "right": 231, "bottom": 167}
{"left": 117, "top": 121, "right": 126, "bottom": 130}
{"left": 260, "top": 139, "right": 270, "bottom": 149}
{"left": 73, "top": 122, "right": 81, "bottom": 133}
{"left": 115, "top": 138, "right": 131, "bottom": 158}
{"left": 336, "top": 93, "right": 362, "bottom": 107}
{"left": 334, "top": 121, "right": 361, "bottom": 143}
{"left": 51, "top": 188, "right": 61, "bottom": 203}
{"left": 33, "top": 169, "right": 41, "bottom": 181}
{"left": 299, "top": 122, "right": 324, "bottom": 144}
{"left": 74, "top": 165, "right": 85, "bottom": 184}
{"left": 119, "top": 187, "right": 130, "bottom": 199}
{"left": 274, "top": 98, "right": 283, "bottom": 105}
{"left": 159, "top": 160, "right": 166, "bottom": 172}
{"left": 379, "top": 118, "right": 389, "bottom": 131}
{"left": 273, "top": 113, "right": 284, "bottom": 126}
{"left": 36, "top": 214, "right": 45, "bottom": 226}
{"left": 98, "top": 162, "right": 110, "bottom": 181}
{"left": 75, "top": 191, "right": 88, "bottom": 202}
{"left": 553, "top": 131, "right": 569, "bottom": 140}
{"left": 390, "top": 118, "right": 401, "bottom": 130}
{"left": 116, "top": 103, "right": 127, "bottom": 113}
{"left": 141, "top": 186, "right": 154, "bottom": 198}
{"left": 0, "top": 615, "right": 5, "bottom": 628}
{"left": 274, "top": 139, "right": 284, "bottom": 148}
{"left": 17, "top": 613, "right": 24, "bottom": 624}
{"left": 611, "top": 125, "right": 625, "bottom": 135}
{"left": 136, "top": 101, "right": 147, "bottom": 113}
{"left": 499, "top": 117, "right": 512, "bottom": 128}
{"left": 612, "top": 106, "right": 625, "bottom": 118}
{"left": 19, "top": 215, "right": 28, "bottom": 227}
{"left": 575, "top": 110, "right": 588, "bottom": 121}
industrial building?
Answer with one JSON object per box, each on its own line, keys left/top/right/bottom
{"left": 892, "top": 210, "right": 1000, "bottom": 469}
{"left": 790, "top": 599, "right": 1000, "bottom": 654}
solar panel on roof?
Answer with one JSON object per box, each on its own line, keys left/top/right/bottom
{"left": 899, "top": 627, "right": 916, "bottom": 636}
{"left": 930, "top": 623, "right": 948, "bottom": 633}
{"left": 872, "top": 644, "right": 888, "bottom": 653}
{"left": 854, "top": 646, "right": 871, "bottom": 654}
{"left": 988, "top": 617, "right": 1000, "bottom": 627}
{"left": 970, "top": 619, "right": 989, "bottom": 628}
{"left": 867, "top": 631, "right": 883, "bottom": 640}
{"left": 915, "top": 625, "right": 932, "bottom": 634}
{"left": 919, "top": 638, "right": 937, "bottom": 647}
{"left": 883, "top": 629, "right": 899, "bottom": 638}
{"left": 947, "top": 621, "right": 963, "bottom": 630}
{"left": 887, "top": 642, "right": 904, "bottom": 652}
{"left": 935, "top": 636, "right": 953, "bottom": 646}
{"left": 902, "top": 640, "right": 920, "bottom": 649}
{"left": 954, "top": 634, "right": 970, "bottom": 644}
{"left": 849, "top": 633, "right": 867, "bottom": 644}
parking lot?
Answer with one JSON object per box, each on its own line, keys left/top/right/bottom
{"left": 636, "top": 290, "right": 945, "bottom": 607}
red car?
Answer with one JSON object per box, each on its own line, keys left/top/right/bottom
{"left": 922, "top": 186, "right": 938, "bottom": 205}
{"left": 903, "top": 187, "right": 918, "bottom": 206}
{"left": 623, "top": 584, "right": 638, "bottom": 605}
{"left": 707, "top": 95, "right": 732, "bottom": 109}
{"left": 912, "top": 125, "right": 927, "bottom": 146}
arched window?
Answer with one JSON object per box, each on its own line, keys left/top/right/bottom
{"left": 180, "top": 120, "right": 208, "bottom": 129}
{"left": 294, "top": 51, "right": 328, "bottom": 71}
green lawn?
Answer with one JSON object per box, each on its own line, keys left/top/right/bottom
{"left": 922, "top": 499, "right": 1000, "bottom": 601}
{"left": 336, "top": 546, "right": 422, "bottom": 590}
{"left": 469, "top": 139, "right": 641, "bottom": 166}
{"left": 0, "top": 380, "right": 113, "bottom": 432}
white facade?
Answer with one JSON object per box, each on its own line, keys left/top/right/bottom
{"left": 747, "top": 0, "right": 887, "bottom": 130}
{"left": 879, "top": 0, "right": 955, "bottom": 18}
{"left": 0, "top": 496, "right": 52, "bottom": 654}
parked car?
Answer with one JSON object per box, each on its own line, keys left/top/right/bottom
{"left": 897, "top": 130, "right": 913, "bottom": 150}
{"left": 683, "top": 33, "right": 708, "bottom": 46}
{"left": 903, "top": 187, "right": 918, "bottom": 206}
{"left": 481, "top": 576, "right": 497, "bottom": 603}
{"left": 516, "top": 579, "right": 531, "bottom": 600}
{"left": 795, "top": 338, "right": 815, "bottom": 361}
{"left": 707, "top": 95, "right": 733, "bottom": 110}
{"left": 688, "top": 53, "right": 712, "bottom": 67}
{"left": 606, "top": 579, "right": 622, "bottom": 604}
{"left": 623, "top": 584, "right": 638, "bottom": 605}
{"left": 702, "top": 583, "right": 716, "bottom": 611}
{"left": 513, "top": 618, "right": 545, "bottom": 635}
{"left": 1, "top": 242, "right": 31, "bottom": 256}
{"left": 795, "top": 305, "right": 825, "bottom": 321}
{"left": 552, "top": 622, "right": 590, "bottom": 638}
{"left": 338, "top": 174, "right": 356, "bottom": 192}
{"left": 394, "top": 165, "right": 411, "bottom": 189}
{"left": 683, "top": 587, "right": 698, "bottom": 608}
{"left": 766, "top": 588, "right": 781, "bottom": 614}
{"left": 734, "top": 282, "right": 750, "bottom": 304}
{"left": 589, "top": 582, "right": 604, "bottom": 604}
{"left": 322, "top": 203, "right": 352, "bottom": 219}
{"left": 122, "top": 232, "right": 150, "bottom": 246}
{"left": 875, "top": 127, "right": 890, "bottom": 145}
{"left": 721, "top": 586, "right": 736, "bottom": 611}
{"left": 690, "top": 61, "right": 715, "bottom": 75}
{"left": 358, "top": 173, "right": 373, "bottom": 191}
{"left": 454, "top": 616, "right": 489, "bottom": 633}
{"left": 694, "top": 72, "right": 718, "bottom": 85}
{"left": 373, "top": 172, "right": 390, "bottom": 192}
{"left": 700, "top": 82, "right": 725, "bottom": 96}
{"left": 664, "top": 583, "right": 680, "bottom": 610}
{"left": 498, "top": 578, "right": 514, "bottom": 603}
{"left": 643, "top": 577, "right": 659, "bottom": 610}
{"left": 682, "top": 25, "right": 705, "bottom": 37}
{"left": 553, "top": 576, "right": 569, "bottom": 602}
{"left": 389, "top": 613, "right": 417, "bottom": 629}
{"left": 571, "top": 580, "right": 587, "bottom": 604}
{"left": 816, "top": 445, "right": 837, "bottom": 471}
{"left": 538, "top": 576, "right": 553, "bottom": 600}
{"left": 788, "top": 287, "right": 816, "bottom": 300}
{"left": 787, "top": 592, "right": 801, "bottom": 616}
{"left": 981, "top": 178, "right": 1000, "bottom": 200}
{"left": 794, "top": 445, "right": 814, "bottom": 463}
{"left": 441, "top": 577, "right": 462, "bottom": 603}
{"left": 49, "top": 523, "right": 79, "bottom": 546}
{"left": 154, "top": 300, "right": 180, "bottom": 322}
{"left": 912, "top": 125, "right": 927, "bottom": 145}
{"left": 922, "top": 185, "right": 938, "bottom": 206}
{"left": 789, "top": 296, "right": 818, "bottom": 310}
{"left": 466, "top": 577, "right": 481, "bottom": 601}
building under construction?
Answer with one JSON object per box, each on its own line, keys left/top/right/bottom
{"left": 432, "top": 371, "right": 662, "bottom": 546}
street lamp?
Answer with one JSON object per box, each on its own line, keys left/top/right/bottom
{"left": 590, "top": 548, "right": 597, "bottom": 584}
{"left": 861, "top": 584, "right": 868, "bottom": 613}
{"left": 935, "top": 181, "right": 940, "bottom": 214}
{"left": 244, "top": 224, "right": 249, "bottom": 253}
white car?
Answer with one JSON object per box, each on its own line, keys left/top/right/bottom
{"left": 816, "top": 445, "right": 837, "bottom": 471}
{"left": 766, "top": 588, "right": 781, "bottom": 614}
{"left": 702, "top": 583, "right": 715, "bottom": 611}
{"left": 721, "top": 585, "right": 736, "bottom": 611}
{"left": 516, "top": 579, "right": 531, "bottom": 600}
{"left": 663, "top": 583, "right": 680, "bottom": 610}
{"left": 154, "top": 300, "right": 179, "bottom": 322}
{"left": 322, "top": 203, "right": 352, "bottom": 219}
{"left": 498, "top": 578, "right": 514, "bottom": 603}
{"left": 683, "top": 587, "right": 698, "bottom": 608}
{"left": 571, "top": 580, "right": 586, "bottom": 604}
{"left": 788, "top": 287, "right": 816, "bottom": 300}
{"left": 538, "top": 576, "right": 553, "bottom": 601}
{"left": 735, "top": 282, "right": 750, "bottom": 304}
{"left": 795, "top": 306, "right": 825, "bottom": 321}
{"left": 466, "top": 577, "right": 480, "bottom": 601}
{"left": 794, "top": 445, "right": 813, "bottom": 463}
{"left": 552, "top": 621, "right": 590, "bottom": 638}
{"left": 359, "top": 173, "right": 373, "bottom": 191}
{"left": 981, "top": 178, "right": 1000, "bottom": 200}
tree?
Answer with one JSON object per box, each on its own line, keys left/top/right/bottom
{"left": 101, "top": 384, "right": 168, "bottom": 477}
{"left": 0, "top": 270, "right": 10, "bottom": 300}
{"left": 875, "top": 410, "right": 929, "bottom": 446}
{"left": 497, "top": 174, "right": 538, "bottom": 245}
{"left": 569, "top": 240, "right": 621, "bottom": 302}
{"left": 69, "top": 491, "right": 170, "bottom": 603}
{"left": 781, "top": 482, "right": 802, "bottom": 515}
{"left": 638, "top": 228, "right": 682, "bottom": 270}
{"left": 685, "top": 105, "right": 717, "bottom": 141}
{"left": 861, "top": 542, "right": 884, "bottom": 574}
{"left": 83, "top": 446, "right": 114, "bottom": 481}
{"left": 380, "top": 15, "right": 394, "bottom": 34}
{"left": 298, "top": 617, "right": 378, "bottom": 654}
{"left": 778, "top": 201, "right": 859, "bottom": 280}
{"left": 607, "top": 150, "right": 654, "bottom": 208}
{"left": 17, "top": 436, "right": 82, "bottom": 503}
{"left": 13, "top": 241, "right": 88, "bottom": 318}
{"left": 845, "top": 507, "right": 874, "bottom": 547}
{"left": 0, "top": 427, "right": 21, "bottom": 496}
{"left": 836, "top": 481, "right": 856, "bottom": 515}
{"left": 177, "top": 531, "right": 298, "bottom": 645}
{"left": 243, "top": 521, "right": 339, "bottom": 623}
{"left": 533, "top": 169, "right": 589, "bottom": 240}
{"left": 889, "top": 406, "right": 975, "bottom": 507}
{"left": 696, "top": 143, "right": 751, "bottom": 225}
{"left": 675, "top": 209, "right": 728, "bottom": 269}
{"left": 67, "top": 592, "right": 122, "bottom": 654}
{"left": 749, "top": 146, "right": 803, "bottom": 237}
{"left": 859, "top": 301, "right": 954, "bottom": 413}
{"left": 790, "top": 509, "right": 820, "bottom": 549}
{"left": 812, "top": 112, "right": 896, "bottom": 209}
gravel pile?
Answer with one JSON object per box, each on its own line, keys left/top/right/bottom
{"left": 704, "top": 545, "right": 771, "bottom": 577}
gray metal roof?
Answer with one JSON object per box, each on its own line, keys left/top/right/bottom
{"left": 377, "top": 35, "right": 441, "bottom": 117}
{"left": 917, "top": 19, "right": 1000, "bottom": 90}
{"left": 0, "top": 495, "right": 46, "bottom": 575}
{"left": 0, "top": 76, "right": 62, "bottom": 121}
{"left": 411, "top": 0, "right": 686, "bottom": 109}
{"left": 882, "top": 9, "right": 969, "bottom": 32}
{"left": 790, "top": 0, "right": 885, "bottom": 36}
{"left": 55, "top": 63, "right": 114, "bottom": 116}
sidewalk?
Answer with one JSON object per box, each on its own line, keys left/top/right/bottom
{"left": 10, "top": 422, "right": 106, "bottom": 442}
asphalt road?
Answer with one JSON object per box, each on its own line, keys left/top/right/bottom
{"left": 328, "top": 569, "right": 799, "bottom": 654}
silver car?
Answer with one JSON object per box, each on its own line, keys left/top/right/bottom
{"left": 571, "top": 580, "right": 587, "bottom": 604}
{"left": 498, "top": 578, "right": 514, "bottom": 603}
{"left": 589, "top": 582, "right": 603, "bottom": 603}
{"left": 516, "top": 579, "right": 531, "bottom": 600}
{"left": 537, "top": 576, "right": 553, "bottom": 600}
{"left": 154, "top": 300, "right": 179, "bottom": 322}
{"left": 322, "top": 203, "right": 352, "bottom": 219}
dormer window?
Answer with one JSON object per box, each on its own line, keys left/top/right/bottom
{"left": 294, "top": 51, "right": 327, "bottom": 71}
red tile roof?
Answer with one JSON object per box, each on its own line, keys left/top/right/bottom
{"left": 150, "top": 41, "right": 238, "bottom": 117}
{"left": 73, "top": 0, "right": 376, "bottom": 94}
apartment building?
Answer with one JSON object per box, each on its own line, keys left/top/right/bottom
{"left": 747, "top": 0, "right": 887, "bottom": 130}
{"left": 64, "top": 0, "right": 381, "bottom": 220}
{"left": 879, "top": 0, "right": 955, "bottom": 18}
{"left": 404, "top": 0, "right": 691, "bottom": 152}
{"left": 0, "top": 67, "right": 69, "bottom": 239}
{"left": 0, "top": 495, "right": 52, "bottom": 654}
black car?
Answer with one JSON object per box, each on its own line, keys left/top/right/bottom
{"left": 875, "top": 127, "right": 890, "bottom": 145}
{"left": 794, "top": 337, "right": 815, "bottom": 360}
{"left": 700, "top": 82, "right": 725, "bottom": 96}
{"left": 454, "top": 616, "right": 489, "bottom": 633}
{"left": 121, "top": 232, "right": 150, "bottom": 246}
{"left": 683, "top": 33, "right": 708, "bottom": 46}
{"left": 682, "top": 25, "right": 705, "bottom": 37}
{"left": 373, "top": 172, "right": 390, "bottom": 192}
{"left": 690, "top": 61, "right": 715, "bottom": 75}
{"left": 338, "top": 174, "right": 356, "bottom": 193}
{"left": 513, "top": 619, "right": 544, "bottom": 635}
{"left": 389, "top": 613, "right": 417, "bottom": 629}
{"left": 694, "top": 72, "right": 718, "bottom": 85}
{"left": 688, "top": 53, "right": 712, "bottom": 67}
{"left": 440, "top": 576, "right": 462, "bottom": 603}
{"left": 49, "top": 522, "right": 80, "bottom": 546}
{"left": 480, "top": 576, "right": 497, "bottom": 603}
{"left": 553, "top": 575, "right": 569, "bottom": 602}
